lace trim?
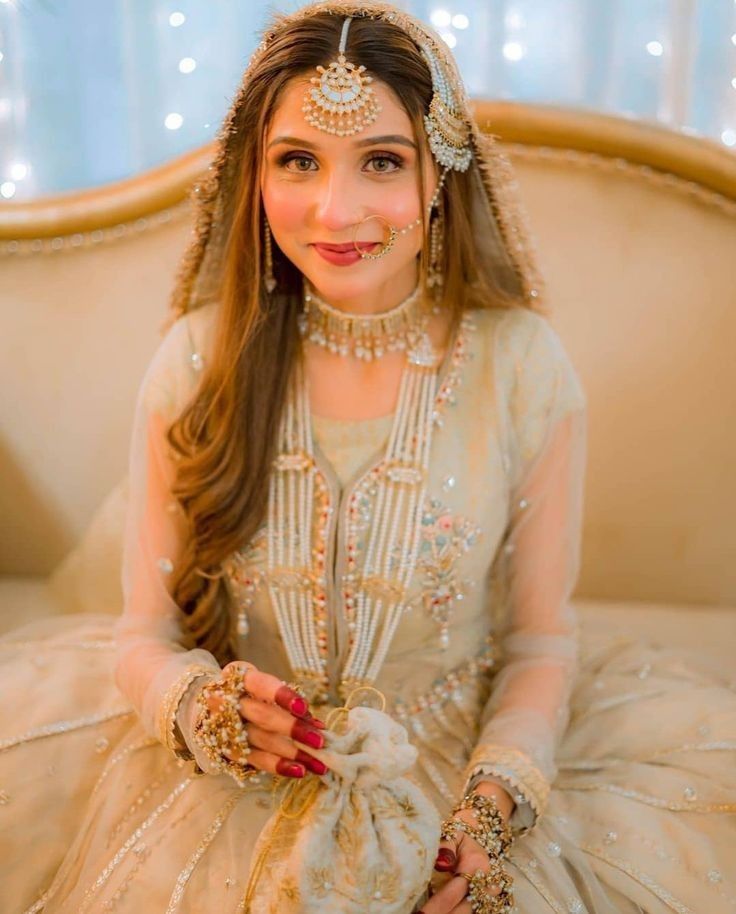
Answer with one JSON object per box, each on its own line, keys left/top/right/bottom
{"left": 156, "top": 664, "right": 217, "bottom": 756}
{"left": 464, "top": 744, "right": 550, "bottom": 819}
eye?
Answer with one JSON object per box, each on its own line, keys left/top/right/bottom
{"left": 278, "top": 153, "right": 317, "bottom": 173}
{"left": 365, "top": 153, "right": 403, "bottom": 173}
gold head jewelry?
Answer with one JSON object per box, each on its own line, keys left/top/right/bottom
{"left": 169, "top": 1, "right": 545, "bottom": 323}
{"left": 303, "top": 17, "right": 381, "bottom": 137}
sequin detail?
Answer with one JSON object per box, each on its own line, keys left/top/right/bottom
{"left": 580, "top": 844, "right": 695, "bottom": 914}
{"left": 166, "top": 793, "right": 243, "bottom": 913}
{"left": 570, "top": 782, "right": 736, "bottom": 813}
{"left": 78, "top": 779, "right": 193, "bottom": 911}
{"left": 513, "top": 859, "right": 567, "bottom": 914}
{"left": 0, "top": 709, "right": 133, "bottom": 753}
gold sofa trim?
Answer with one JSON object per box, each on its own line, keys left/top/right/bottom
{"left": 2, "top": 101, "right": 735, "bottom": 245}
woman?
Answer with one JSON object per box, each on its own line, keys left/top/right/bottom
{"left": 1, "top": 2, "right": 734, "bottom": 912}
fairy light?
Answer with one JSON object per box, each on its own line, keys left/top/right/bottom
{"left": 441, "top": 31, "right": 457, "bottom": 48}
{"left": 505, "top": 10, "right": 525, "bottom": 29}
{"left": 178, "top": 57, "right": 196, "bottom": 74}
{"left": 9, "top": 162, "right": 27, "bottom": 180}
{"left": 731, "top": 77, "right": 736, "bottom": 89}
{"left": 646, "top": 41, "right": 664, "bottom": 57}
{"left": 721, "top": 128, "right": 736, "bottom": 146}
{"left": 1, "top": 181, "right": 16, "bottom": 199}
{"left": 503, "top": 41, "right": 525, "bottom": 62}
{"left": 452, "top": 14, "right": 469, "bottom": 29}
{"left": 169, "top": 11, "right": 185, "bottom": 27}
{"left": 164, "top": 112, "right": 183, "bottom": 130}
{"left": 430, "top": 9, "right": 452, "bottom": 29}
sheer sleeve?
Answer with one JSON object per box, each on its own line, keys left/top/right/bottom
{"left": 115, "top": 309, "right": 221, "bottom": 745}
{"left": 462, "top": 310, "right": 588, "bottom": 834}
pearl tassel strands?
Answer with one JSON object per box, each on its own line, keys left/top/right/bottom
{"left": 264, "top": 321, "right": 446, "bottom": 704}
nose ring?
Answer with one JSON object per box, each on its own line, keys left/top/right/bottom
{"left": 352, "top": 214, "right": 398, "bottom": 260}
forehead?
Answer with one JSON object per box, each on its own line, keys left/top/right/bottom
{"left": 266, "top": 75, "right": 415, "bottom": 140}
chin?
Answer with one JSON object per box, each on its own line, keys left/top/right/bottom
{"left": 301, "top": 266, "right": 387, "bottom": 299}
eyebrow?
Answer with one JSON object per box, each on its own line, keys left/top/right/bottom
{"left": 267, "top": 134, "right": 417, "bottom": 151}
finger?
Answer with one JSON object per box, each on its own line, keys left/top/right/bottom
{"left": 435, "top": 827, "right": 460, "bottom": 871}
{"left": 419, "top": 875, "right": 470, "bottom": 914}
{"left": 235, "top": 747, "right": 305, "bottom": 779}
{"left": 448, "top": 901, "right": 472, "bottom": 914}
{"left": 455, "top": 847, "right": 502, "bottom": 897}
{"left": 221, "top": 662, "right": 312, "bottom": 719}
{"left": 246, "top": 723, "right": 329, "bottom": 776}
{"left": 240, "top": 696, "right": 325, "bottom": 750}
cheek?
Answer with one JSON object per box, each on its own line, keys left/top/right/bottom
{"left": 262, "top": 181, "right": 307, "bottom": 232}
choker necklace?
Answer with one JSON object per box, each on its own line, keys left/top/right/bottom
{"left": 298, "top": 282, "right": 427, "bottom": 361}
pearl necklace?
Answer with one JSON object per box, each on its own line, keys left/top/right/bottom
{"left": 298, "top": 282, "right": 427, "bottom": 361}
{"left": 265, "top": 327, "right": 444, "bottom": 704}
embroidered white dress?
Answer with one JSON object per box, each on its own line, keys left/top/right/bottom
{"left": 0, "top": 302, "right": 734, "bottom": 914}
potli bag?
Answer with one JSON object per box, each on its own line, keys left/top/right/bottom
{"left": 242, "top": 688, "right": 441, "bottom": 913}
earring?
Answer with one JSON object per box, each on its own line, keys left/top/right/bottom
{"left": 263, "top": 215, "right": 277, "bottom": 293}
{"left": 427, "top": 200, "right": 445, "bottom": 293}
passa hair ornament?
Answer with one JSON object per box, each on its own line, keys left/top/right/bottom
{"left": 302, "top": 13, "right": 472, "bottom": 173}
{"left": 302, "top": 17, "right": 381, "bottom": 137}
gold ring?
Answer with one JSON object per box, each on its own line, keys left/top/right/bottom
{"left": 456, "top": 872, "right": 474, "bottom": 882}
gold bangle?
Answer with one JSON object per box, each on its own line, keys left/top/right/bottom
{"left": 156, "top": 664, "right": 218, "bottom": 759}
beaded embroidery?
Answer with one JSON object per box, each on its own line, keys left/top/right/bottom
{"left": 408, "top": 495, "right": 482, "bottom": 649}
{"left": 223, "top": 314, "right": 477, "bottom": 706}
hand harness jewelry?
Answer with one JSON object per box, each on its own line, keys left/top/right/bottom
{"left": 192, "top": 663, "right": 260, "bottom": 786}
{"left": 443, "top": 791, "right": 516, "bottom": 914}
{"left": 459, "top": 864, "right": 515, "bottom": 914}
{"left": 298, "top": 280, "right": 428, "bottom": 360}
{"left": 440, "top": 790, "right": 515, "bottom": 858}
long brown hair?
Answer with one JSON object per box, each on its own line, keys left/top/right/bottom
{"left": 166, "top": 11, "right": 538, "bottom": 664}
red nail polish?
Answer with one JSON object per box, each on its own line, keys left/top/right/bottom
{"left": 293, "top": 720, "right": 324, "bottom": 749}
{"left": 434, "top": 848, "right": 456, "bottom": 871}
{"left": 290, "top": 696, "right": 308, "bottom": 717}
{"left": 277, "top": 760, "right": 305, "bottom": 778}
{"left": 296, "top": 750, "right": 329, "bottom": 776}
{"left": 302, "top": 729, "right": 323, "bottom": 749}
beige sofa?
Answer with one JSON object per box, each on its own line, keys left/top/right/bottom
{"left": 1, "top": 102, "right": 734, "bottom": 670}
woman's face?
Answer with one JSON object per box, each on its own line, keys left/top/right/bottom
{"left": 261, "top": 75, "right": 437, "bottom": 310}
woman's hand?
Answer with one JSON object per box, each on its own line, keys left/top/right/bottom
{"left": 205, "top": 661, "right": 330, "bottom": 779}
{"left": 419, "top": 782, "right": 515, "bottom": 914}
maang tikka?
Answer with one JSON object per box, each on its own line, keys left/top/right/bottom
{"left": 303, "top": 14, "right": 473, "bottom": 170}
{"left": 302, "top": 17, "right": 381, "bottom": 137}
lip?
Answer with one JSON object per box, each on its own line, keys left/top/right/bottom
{"left": 311, "top": 241, "right": 378, "bottom": 266}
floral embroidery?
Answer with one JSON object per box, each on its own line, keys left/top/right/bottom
{"left": 402, "top": 496, "right": 482, "bottom": 649}
{"left": 224, "top": 526, "right": 268, "bottom": 639}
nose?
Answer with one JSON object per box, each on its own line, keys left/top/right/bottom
{"left": 312, "top": 168, "right": 362, "bottom": 236}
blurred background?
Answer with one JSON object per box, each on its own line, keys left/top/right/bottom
{"left": 1, "top": 0, "right": 735, "bottom": 201}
